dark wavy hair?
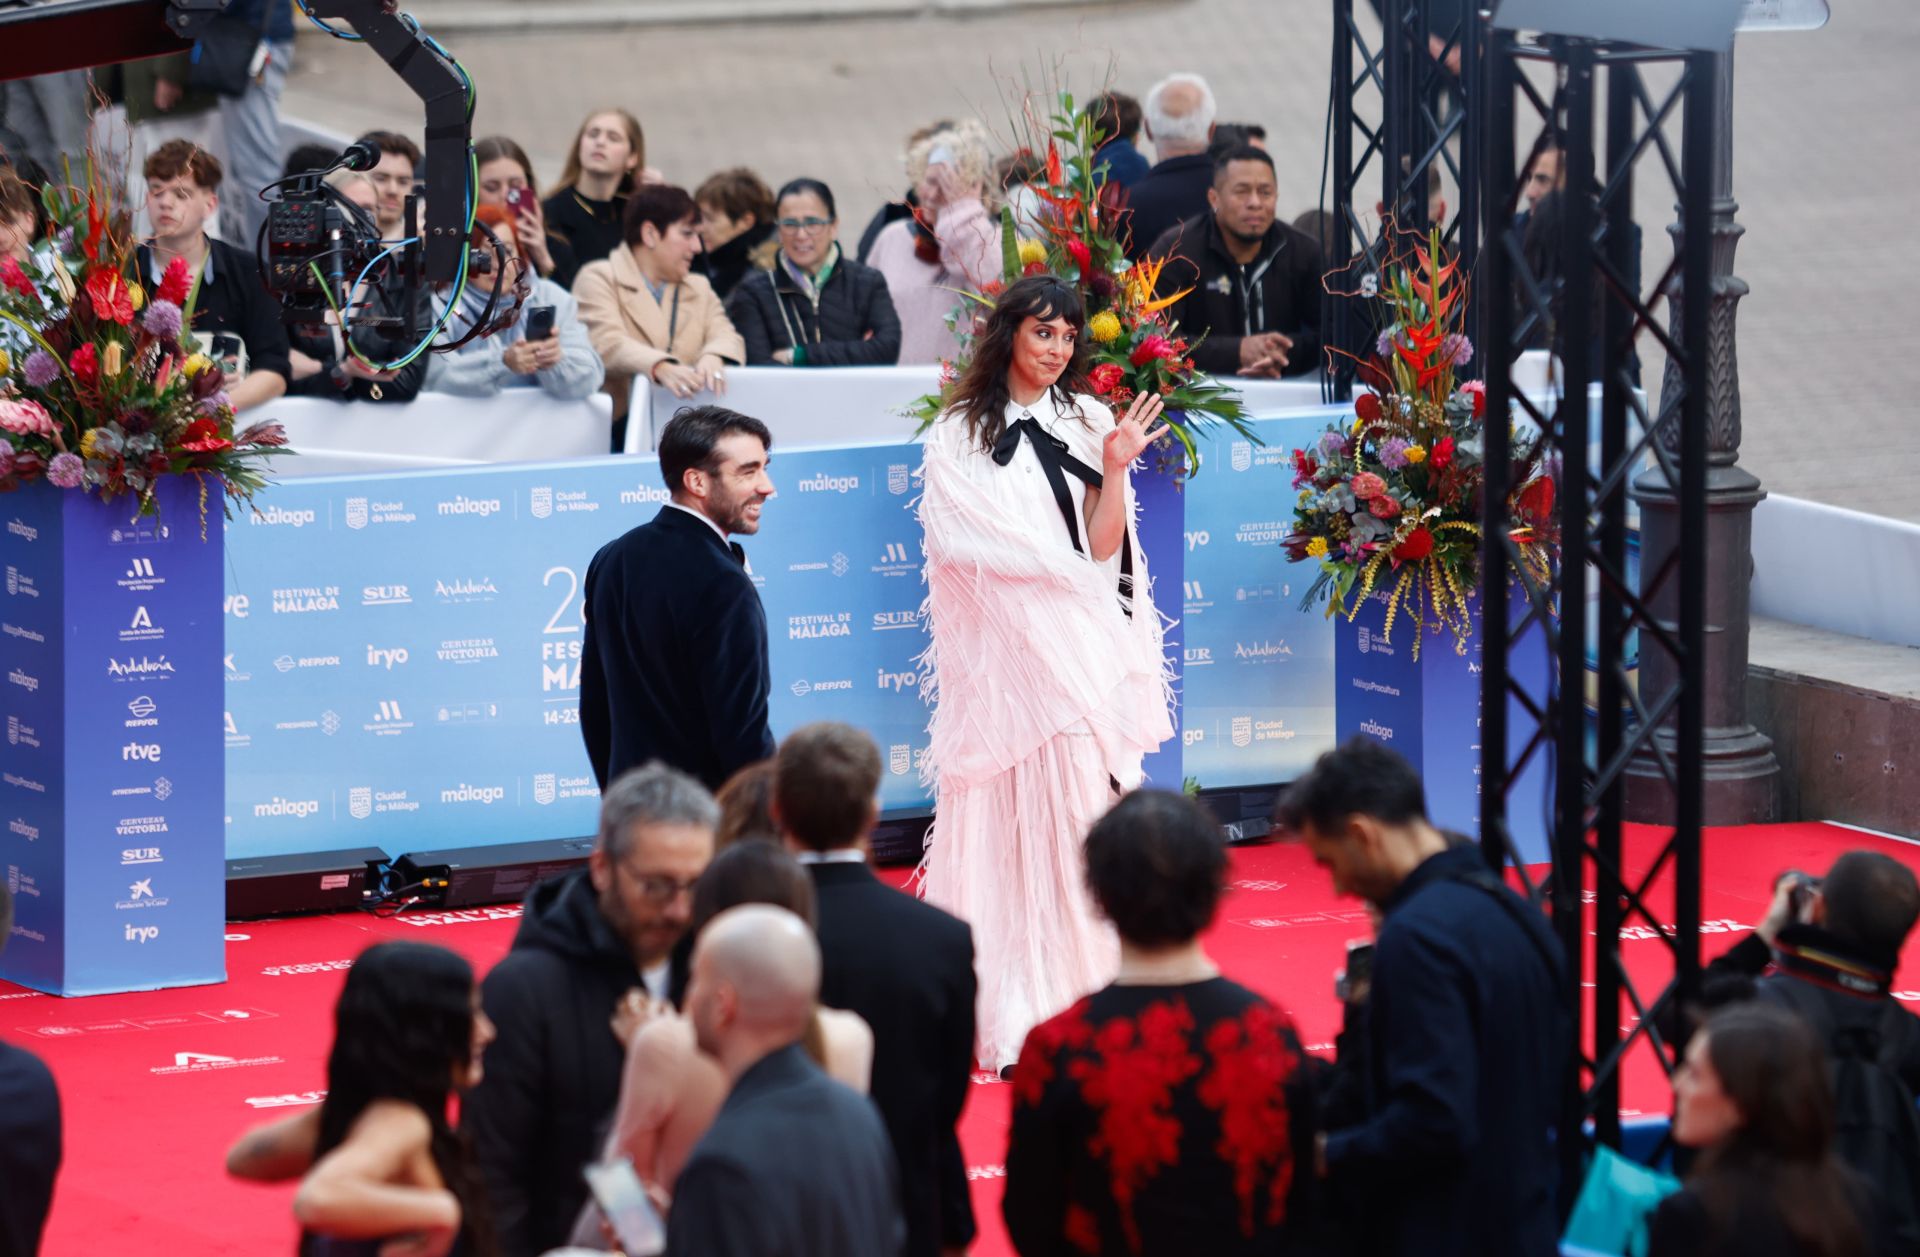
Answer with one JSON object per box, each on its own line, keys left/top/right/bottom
{"left": 945, "top": 274, "right": 1092, "bottom": 453}
{"left": 312, "top": 942, "right": 493, "bottom": 1256}
{"left": 1689, "top": 1002, "right": 1866, "bottom": 1257}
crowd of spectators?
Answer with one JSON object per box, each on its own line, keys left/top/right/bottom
{"left": 3, "top": 57, "right": 1338, "bottom": 453}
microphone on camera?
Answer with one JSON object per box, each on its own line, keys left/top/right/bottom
{"left": 337, "top": 140, "right": 380, "bottom": 173}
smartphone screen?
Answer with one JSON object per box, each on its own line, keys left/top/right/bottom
{"left": 583, "top": 1158, "right": 665, "bottom": 1257}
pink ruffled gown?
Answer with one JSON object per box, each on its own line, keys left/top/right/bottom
{"left": 917, "top": 389, "right": 1174, "bottom": 1069}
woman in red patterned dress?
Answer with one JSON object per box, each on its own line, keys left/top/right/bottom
{"left": 1002, "top": 790, "right": 1317, "bottom": 1256}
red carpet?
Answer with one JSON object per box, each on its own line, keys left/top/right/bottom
{"left": 6, "top": 821, "right": 1918, "bottom": 1255}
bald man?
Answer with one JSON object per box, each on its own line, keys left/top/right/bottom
{"left": 668, "top": 905, "right": 905, "bottom": 1257}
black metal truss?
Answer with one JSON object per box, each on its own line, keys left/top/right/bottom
{"left": 1326, "top": 0, "right": 1480, "bottom": 400}
{"left": 1478, "top": 28, "right": 1715, "bottom": 1196}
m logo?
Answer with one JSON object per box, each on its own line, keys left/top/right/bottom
{"left": 344, "top": 497, "right": 369, "bottom": 530}
{"left": 529, "top": 486, "right": 553, "bottom": 519}
{"left": 1183, "top": 581, "right": 1203, "bottom": 602}
{"left": 1231, "top": 441, "right": 1253, "bottom": 472}
{"left": 831, "top": 553, "right": 850, "bottom": 577}
{"left": 889, "top": 744, "right": 911, "bottom": 776}
{"left": 1231, "top": 716, "right": 1252, "bottom": 748}
{"left": 879, "top": 543, "right": 912, "bottom": 564}
{"left": 127, "top": 557, "right": 156, "bottom": 580}
{"left": 887, "top": 464, "right": 911, "bottom": 495}
{"left": 533, "top": 773, "right": 556, "bottom": 805}
{"left": 374, "top": 701, "right": 404, "bottom": 723}
{"left": 348, "top": 787, "right": 372, "bottom": 820}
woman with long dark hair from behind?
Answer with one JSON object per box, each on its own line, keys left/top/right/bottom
{"left": 225, "top": 941, "right": 496, "bottom": 1256}
{"left": 1650, "top": 1001, "right": 1871, "bottom": 1257}
{"left": 916, "top": 274, "right": 1174, "bottom": 1072}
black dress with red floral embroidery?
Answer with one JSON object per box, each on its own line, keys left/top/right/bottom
{"left": 1002, "top": 978, "right": 1318, "bottom": 1257}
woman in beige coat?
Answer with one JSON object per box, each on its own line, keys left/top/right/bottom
{"left": 573, "top": 184, "right": 746, "bottom": 437}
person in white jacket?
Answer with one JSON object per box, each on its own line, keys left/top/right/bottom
{"left": 427, "top": 203, "right": 603, "bottom": 400}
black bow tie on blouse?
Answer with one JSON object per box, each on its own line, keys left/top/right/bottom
{"left": 989, "top": 413, "right": 1136, "bottom": 618}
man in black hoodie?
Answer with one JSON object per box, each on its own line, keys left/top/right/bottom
{"left": 1147, "top": 146, "right": 1323, "bottom": 380}
{"left": 466, "top": 763, "right": 718, "bottom": 1257}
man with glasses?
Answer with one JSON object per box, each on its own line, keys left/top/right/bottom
{"left": 467, "top": 763, "right": 719, "bottom": 1257}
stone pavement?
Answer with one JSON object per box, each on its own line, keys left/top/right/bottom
{"left": 280, "top": 0, "right": 1919, "bottom": 520}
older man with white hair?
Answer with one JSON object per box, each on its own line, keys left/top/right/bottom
{"left": 1126, "top": 71, "right": 1220, "bottom": 259}
{"left": 668, "top": 904, "right": 906, "bottom": 1257}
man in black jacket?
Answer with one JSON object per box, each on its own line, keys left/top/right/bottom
{"left": 466, "top": 764, "right": 718, "bottom": 1257}
{"left": 671, "top": 903, "right": 905, "bottom": 1257}
{"left": 580, "top": 405, "right": 776, "bottom": 793}
{"left": 1149, "top": 145, "right": 1324, "bottom": 380}
{"left": 0, "top": 884, "right": 61, "bottom": 1257}
{"left": 1277, "top": 738, "right": 1568, "bottom": 1257}
{"left": 1124, "top": 72, "right": 1218, "bottom": 260}
{"left": 775, "top": 722, "right": 977, "bottom": 1257}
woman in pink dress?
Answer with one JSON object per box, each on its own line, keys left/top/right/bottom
{"left": 918, "top": 274, "right": 1175, "bottom": 1070}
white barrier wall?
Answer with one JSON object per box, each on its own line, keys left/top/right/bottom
{"left": 269, "top": 392, "right": 615, "bottom": 476}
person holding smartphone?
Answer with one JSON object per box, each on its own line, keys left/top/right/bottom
{"left": 427, "top": 204, "right": 604, "bottom": 401}
{"left": 475, "top": 136, "right": 572, "bottom": 285}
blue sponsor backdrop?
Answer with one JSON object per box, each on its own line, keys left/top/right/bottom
{"left": 221, "top": 416, "right": 1357, "bottom": 863}
{"left": 1179, "top": 414, "right": 1341, "bottom": 787}
{"left": 1, "top": 478, "right": 226, "bottom": 995}
{"left": 1335, "top": 583, "right": 1552, "bottom": 863}
{"left": 222, "top": 448, "right": 937, "bottom": 859}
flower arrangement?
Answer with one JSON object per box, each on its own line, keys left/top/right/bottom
{"left": 906, "top": 90, "right": 1255, "bottom": 471}
{"left": 1284, "top": 227, "right": 1557, "bottom": 656}
{"left": 0, "top": 159, "right": 287, "bottom": 526}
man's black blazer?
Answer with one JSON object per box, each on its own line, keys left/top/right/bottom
{"left": 0, "top": 1039, "right": 61, "bottom": 1257}
{"left": 809, "top": 860, "right": 978, "bottom": 1257}
{"left": 579, "top": 505, "right": 775, "bottom": 791}
{"left": 665, "top": 1043, "right": 905, "bottom": 1257}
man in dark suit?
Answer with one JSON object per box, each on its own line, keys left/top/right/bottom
{"left": 0, "top": 884, "right": 62, "bottom": 1256}
{"left": 671, "top": 904, "right": 905, "bottom": 1257}
{"left": 580, "top": 405, "right": 777, "bottom": 792}
{"left": 775, "top": 723, "right": 978, "bottom": 1257}
{"left": 1124, "top": 71, "right": 1218, "bottom": 260}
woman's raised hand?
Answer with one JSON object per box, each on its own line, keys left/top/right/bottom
{"left": 1102, "top": 391, "right": 1169, "bottom": 475}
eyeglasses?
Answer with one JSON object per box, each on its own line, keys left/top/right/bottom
{"left": 620, "top": 867, "right": 700, "bottom": 904}
{"left": 777, "top": 217, "right": 833, "bottom": 233}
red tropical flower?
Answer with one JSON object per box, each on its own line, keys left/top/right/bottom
{"left": 158, "top": 255, "right": 193, "bottom": 306}
{"left": 178, "top": 417, "right": 233, "bottom": 453}
{"left": 1431, "top": 435, "right": 1455, "bottom": 470}
{"left": 1128, "top": 334, "right": 1175, "bottom": 368}
{"left": 1354, "top": 391, "right": 1382, "bottom": 423}
{"left": 87, "top": 269, "right": 136, "bottom": 325}
{"left": 1022, "top": 260, "right": 1050, "bottom": 277}
{"left": 1045, "top": 142, "right": 1064, "bottom": 188}
{"left": 69, "top": 342, "right": 99, "bottom": 383}
{"left": 1517, "top": 476, "right": 1555, "bottom": 525}
{"left": 1394, "top": 525, "right": 1435, "bottom": 562}
{"left": 1369, "top": 495, "right": 1402, "bottom": 520}
{"left": 1066, "top": 238, "right": 1093, "bottom": 280}
{"left": 0, "top": 255, "right": 34, "bottom": 297}
{"left": 1088, "top": 362, "right": 1125, "bottom": 396}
